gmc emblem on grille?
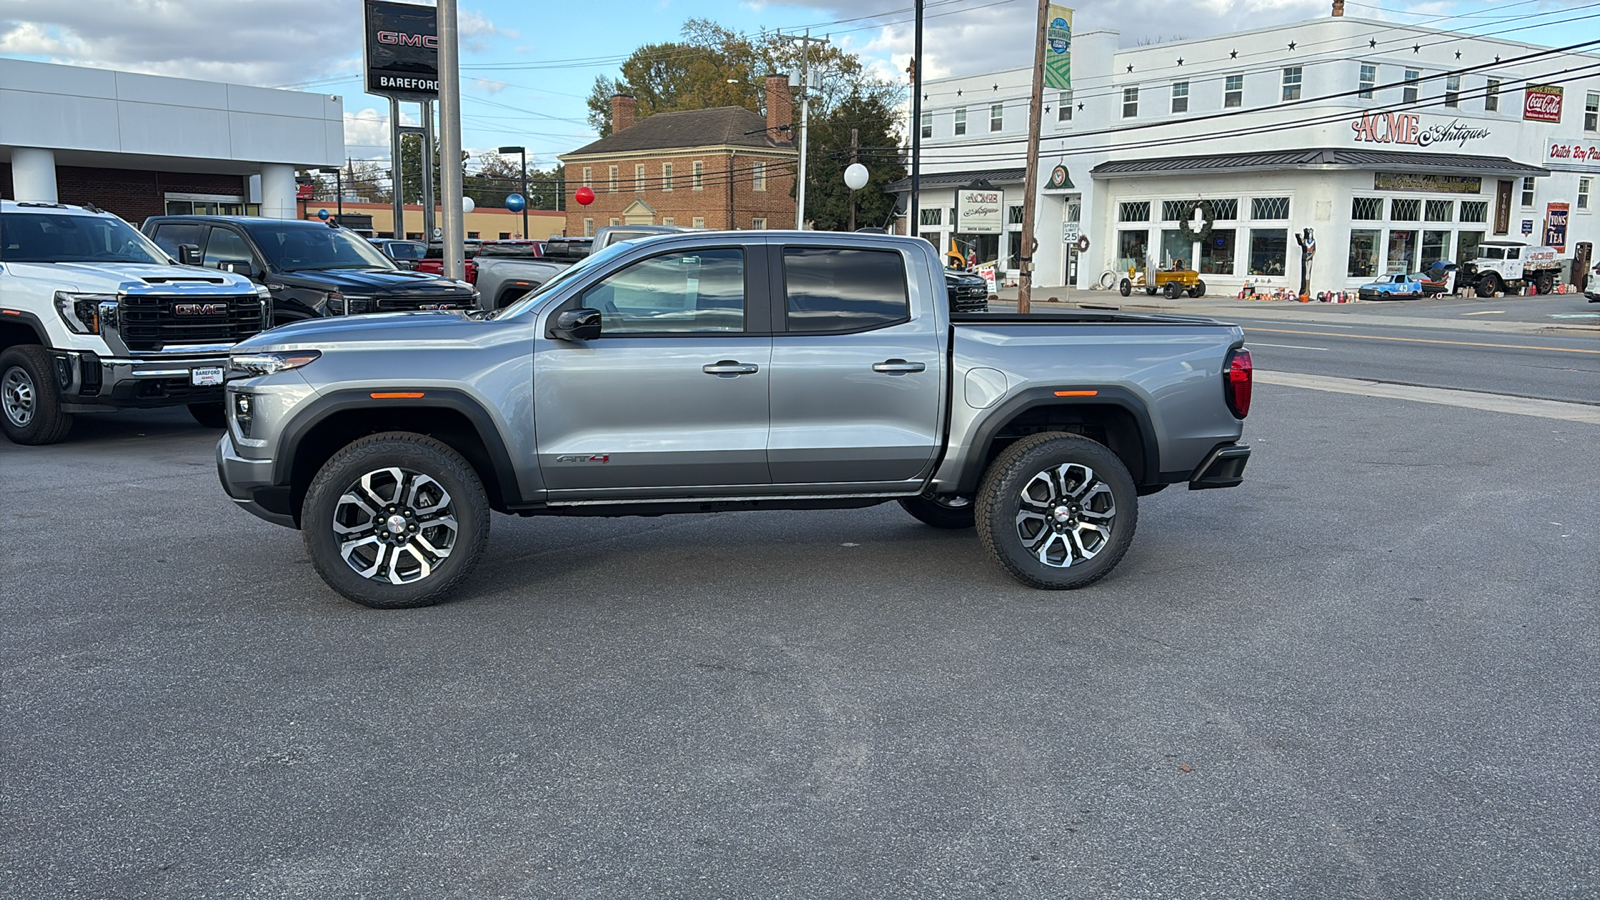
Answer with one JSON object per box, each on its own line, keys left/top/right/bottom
{"left": 174, "top": 302, "right": 229, "bottom": 316}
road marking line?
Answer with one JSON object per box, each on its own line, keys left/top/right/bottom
{"left": 1250, "top": 342, "right": 1330, "bottom": 351}
{"left": 1257, "top": 371, "right": 1600, "bottom": 424}
{"left": 1461, "top": 310, "right": 1505, "bottom": 315}
{"left": 1245, "top": 326, "right": 1600, "bottom": 354}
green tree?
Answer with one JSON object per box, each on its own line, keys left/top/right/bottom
{"left": 801, "top": 91, "right": 906, "bottom": 232}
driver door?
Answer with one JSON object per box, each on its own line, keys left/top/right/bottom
{"left": 533, "top": 240, "right": 773, "bottom": 498}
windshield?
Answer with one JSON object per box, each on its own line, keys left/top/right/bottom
{"left": 493, "top": 240, "right": 634, "bottom": 319}
{"left": 0, "top": 212, "right": 169, "bottom": 264}
{"left": 247, "top": 224, "right": 397, "bottom": 272}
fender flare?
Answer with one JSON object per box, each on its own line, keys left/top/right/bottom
{"left": 955, "top": 386, "right": 1162, "bottom": 494}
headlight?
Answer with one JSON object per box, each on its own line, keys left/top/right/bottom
{"left": 229, "top": 349, "right": 322, "bottom": 377}
{"left": 53, "top": 291, "right": 116, "bottom": 334}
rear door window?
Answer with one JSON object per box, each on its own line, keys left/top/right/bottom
{"left": 781, "top": 247, "right": 909, "bottom": 333}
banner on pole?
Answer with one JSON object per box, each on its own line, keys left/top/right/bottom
{"left": 1044, "top": 6, "right": 1073, "bottom": 92}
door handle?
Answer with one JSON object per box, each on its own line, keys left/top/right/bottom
{"left": 872, "top": 359, "right": 926, "bottom": 374}
{"left": 703, "top": 360, "right": 760, "bottom": 376}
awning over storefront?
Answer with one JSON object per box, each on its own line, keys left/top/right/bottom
{"left": 1090, "top": 148, "right": 1549, "bottom": 180}
{"left": 885, "top": 167, "right": 1026, "bottom": 193}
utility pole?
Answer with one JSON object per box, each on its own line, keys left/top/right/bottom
{"left": 849, "top": 127, "right": 859, "bottom": 231}
{"left": 438, "top": 0, "right": 465, "bottom": 280}
{"left": 779, "top": 30, "right": 829, "bottom": 230}
{"left": 1016, "top": 0, "right": 1049, "bottom": 313}
{"left": 910, "top": 1, "right": 923, "bottom": 238}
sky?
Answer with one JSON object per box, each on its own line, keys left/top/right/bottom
{"left": 0, "top": 0, "right": 1589, "bottom": 174}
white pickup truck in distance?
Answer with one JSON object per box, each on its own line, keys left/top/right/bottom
{"left": 216, "top": 231, "right": 1254, "bottom": 608}
{"left": 0, "top": 200, "right": 267, "bottom": 444}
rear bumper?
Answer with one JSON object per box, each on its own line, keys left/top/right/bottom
{"left": 216, "top": 432, "right": 297, "bottom": 528}
{"left": 1188, "top": 442, "right": 1251, "bottom": 490}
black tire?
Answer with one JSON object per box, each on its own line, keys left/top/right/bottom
{"left": 1479, "top": 273, "right": 1502, "bottom": 297}
{"left": 1118, "top": 278, "right": 1132, "bottom": 297}
{"left": 300, "top": 432, "right": 490, "bottom": 609}
{"left": 1534, "top": 272, "right": 1554, "bottom": 295}
{"left": 1163, "top": 281, "right": 1181, "bottom": 300}
{"left": 1145, "top": 286, "right": 1157, "bottom": 296}
{"left": 0, "top": 345, "right": 73, "bottom": 445}
{"left": 1190, "top": 279, "right": 1206, "bottom": 298}
{"left": 188, "top": 402, "right": 227, "bottom": 429}
{"left": 975, "top": 433, "right": 1138, "bottom": 590}
{"left": 898, "top": 495, "right": 976, "bottom": 529}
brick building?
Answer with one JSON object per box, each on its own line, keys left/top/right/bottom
{"left": 559, "top": 77, "right": 799, "bottom": 235}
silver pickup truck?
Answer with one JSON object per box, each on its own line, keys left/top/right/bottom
{"left": 216, "top": 231, "right": 1253, "bottom": 608}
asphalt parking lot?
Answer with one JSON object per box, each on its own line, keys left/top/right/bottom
{"left": 3, "top": 386, "right": 1596, "bottom": 899}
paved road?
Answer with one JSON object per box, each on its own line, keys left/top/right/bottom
{"left": 4, "top": 381, "right": 1597, "bottom": 897}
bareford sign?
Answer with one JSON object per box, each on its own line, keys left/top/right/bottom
{"left": 364, "top": 0, "right": 439, "bottom": 98}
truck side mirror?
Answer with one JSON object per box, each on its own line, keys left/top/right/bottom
{"left": 176, "top": 244, "right": 202, "bottom": 266}
{"left": 548, "top": 308, "right": 602, "bottom": 342}
{"left": 225, "top": 261, "right": 261, "bottom": 280}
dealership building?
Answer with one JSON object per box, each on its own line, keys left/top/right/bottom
{"left": 895, "top": 12, "right": 1599, "bottom": 294}
{"left": 0, "top": 57, "right": 343, "bottom": 225}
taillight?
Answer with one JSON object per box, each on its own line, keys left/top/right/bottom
{"left": 1224, "top": 348, "right": 1252, "bottom": 418}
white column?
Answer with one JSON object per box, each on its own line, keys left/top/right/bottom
{"left": 11, "top": 148, "right": 58, "bottom": 204}
{"left": 259, "top": 164, "right": 296, "bottom": 219}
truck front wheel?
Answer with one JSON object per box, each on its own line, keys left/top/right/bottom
{"left": 300, "top": 432, "right": 490, "bottom": 608}
{"left": 0, "top": 345, "right": 73, "bottom": 445}
{"left": 975, "top": 432, "right": 1138, "bottom": 590}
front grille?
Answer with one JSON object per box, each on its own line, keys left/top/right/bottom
{"left": 118, "top": 294, "right": 264, "bottom": 352}
{"left": 375, "top": 295, "right": 471, "bottom": 311}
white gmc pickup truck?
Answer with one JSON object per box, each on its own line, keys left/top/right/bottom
{"left": 0, "top": 200, "right": 268, "bottom": 444}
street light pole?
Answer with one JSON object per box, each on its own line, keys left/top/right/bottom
{"left": 438, "top": 0, "right": 466, "bottom": 281}
{"left": 499, "top": 145, "right": 528, "bottom": 239}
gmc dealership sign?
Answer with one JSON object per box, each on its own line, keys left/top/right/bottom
{"left": 364, "top": 0, "right": 438, "bottom": 98}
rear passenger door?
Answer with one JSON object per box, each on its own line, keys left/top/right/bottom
{"left": 765, "top": 244, "right": 943, "bottom": 487}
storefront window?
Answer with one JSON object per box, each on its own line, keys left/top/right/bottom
{"left": 1202, "top": 198, "right": 1238, "bottom": 220}
{"left": 1425, "top": 200, "right": 1454, "bottom": 222}
{"left": 1251, "top": 197, "right": 1289, "bottom": 220}
{"left": 1200, "top": 229, "right": 1235, "bottom": 275}
{"left": 1118, "top": 201, "right": 1150, "bottom": 222}
{"left": 1160, "top": 229, "right": 1192, "bottom": 269}
{"left": 1352, "top": 197, "right": 1383, "bottom": 220}
{"left": 1459, "top": 201, "right": 1488, "bottom": 223}
{"left": 1248, "top": 229, "right": 1287, "bottom": 276}
{"left": 1348, "top": 230, "right": 1380, "bottom": 277}
{"left": 1457, "top": 231, "right": 1485, "bottom": 263}
{"left": 1118, "top": 229, "right": 1149, "bottom": 272}
{"left": 1390, "top": 199, "right": 1421, "bottom": 221}
{"left": 1387, "top": 230, "right": 1417, "bottom": 272}
{"left": 1421, "top": 231, "right": 1451, "bottom": 269}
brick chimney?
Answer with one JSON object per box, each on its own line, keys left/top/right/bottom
{"left": 611, "top": 94, "right": 636, "bottom": 133}
{"left": 1332, "top": 0, "right": 1344, "bottom": 15}
{"left": 765, "top": 75, "right": 793, "bottom": 143}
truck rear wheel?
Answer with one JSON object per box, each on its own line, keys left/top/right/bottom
{"left": 975, "top": 432, "right": 1138, "bottom": 590}
{"left": 300, "top": 432, "right": 490, "bottom": 608}
{"left": 0, "top": 345, "right": 73, "bottom": 445}
{"left": 898, "top": 495, "right": 975, "bottom": 529}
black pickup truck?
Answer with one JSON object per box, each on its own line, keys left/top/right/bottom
{"left": 142, "top": 216, "right": 478, "bottom": 326}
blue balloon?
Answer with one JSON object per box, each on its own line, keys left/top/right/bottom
{"left": 505, "top": 193, "right": 526, "bottom": 213}
{"left": 317, "top": 208, "right": 329, "bottom": 220}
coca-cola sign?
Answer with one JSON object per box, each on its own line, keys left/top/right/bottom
{"left": 1524, "top": 85, "right": 1563, "bottom": 123}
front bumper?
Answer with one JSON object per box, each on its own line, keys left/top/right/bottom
{"left": 216, "top": 432, "right": 297, "bottom": 528}
{"left": 56, "top": 349, "right": 232, "bottom": 412}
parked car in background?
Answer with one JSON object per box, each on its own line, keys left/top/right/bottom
{"left": 415, "top": 241, "right": 481, "bottom": 284}
{"left": 945, "top": 270, "right": 989, "bottom": 312}
{"left": 369, "top": 238, "right": 427, "bottom": 270}
{"left": 1, "top": 200, "right": 266, "bottom": 443}
{"left": 1357, "top": 272, "right": 1432, "bottom": 301}
{"left": 142, "top": 216, "right": 477, "bottom": 325}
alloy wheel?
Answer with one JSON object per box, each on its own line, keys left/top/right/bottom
{"left": 2, "top": 366, "right": 35, "bottom": 428}
{"left": 331, "top": 466, "right": 459, "bottom": 584}
{"left": 1013, "top": 462, "right": 1117, "bottom": 568}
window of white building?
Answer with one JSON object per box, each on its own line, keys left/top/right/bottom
{"left": 1390, "top": 198, "right": 1421, "bottom": 221}
{"left": 990, "top": 103, "right": 1004, "bottom": 132}
{"left": 1122, "top": 87, "right": 1138, "bottom": 118}
{"left": 1058, "top": 91, "right": 1072, "bottom": 121}
{"left": 1281, "top": 67, "right": 1302, "bottom": 102}
{"left": 1445, "top": 74, "right": 1460, "bottom": 108}
{"left": 1171, "top": 81, "right": 1188, "bottom": 114}
{"left": 921, "top": 111, "right": 932, "bottom": 139}
{"left": 1118, "top": 201, "right": 1150, "bottom": 222}
{"left": 920, "top": 208, "right": 942, "bottom": 227}
{"left": 1224, "top": 75, "right": 1243, "bottom": 109}
{"left": 1485, "top": 78, "right": 1500, "bottom": 112}
{"left": 1358, "top": 64, "right": 1376, "bottom": 100}
{"left": 1425, "top": 200, "right": 1454, "bottom": 222}
{"left": 1403, "top": 69, "right": 1420, "bottom": 104}
{"left": 1587, "top": 92, "right": 1599, "bottom": 131}
{"left": 954, "top": 107, "right": 967, "bottom": 136}
{"left": 1580, "top": 177, "right": 1592, "bottom": 211}
{"left": 1459, "top": 201, "right": 1488, "bottom": 223}
{"left": 1521, "top": 177, "right": 1535, "bottom": 207}
{"left": 1352, "top": 197, "right": 1383, "bottom": 220}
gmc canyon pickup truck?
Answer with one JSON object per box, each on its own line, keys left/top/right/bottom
{"left": 216, "top": 231, "right": 1253, "bottom": 608}
{"left": 0, "top": 200, "right": 267, "bottom": 444}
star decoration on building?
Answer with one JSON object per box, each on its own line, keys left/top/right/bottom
{"left": 1127, "top": 64, "right": 1135, "bottom": 73}
{"left": 993, "top": 84, "right": 999, "bottom": 91}
{"left": 1455, "top": 50, "right": 1461, "bottom": 59}
{"left": 1369, "top": 39, "right": 1377, "bottom": 48}
{"left": 956, "top": 89, "right": 962, "bottom": 96}
{"left": 923, "top": 94, "right": 929, "bottom": 101}
{"left": 1494, "top": 55, "right": 1501, "bottom": 63}
{"left": 1177, "top": 57, "right": 1184, "bottom": 66}
{"left": 1413, "top": 44, "right": 1421, "bottom": 53}
{"left": 1077, "top": 102, "right": 1084, "bottom": 111}
{"left": 1287, "top": 41, "right": 1296, "bottom": 50}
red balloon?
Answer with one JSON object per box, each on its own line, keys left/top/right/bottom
{"left": 574, "top": 186, "right": 595, "bottom": 206}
